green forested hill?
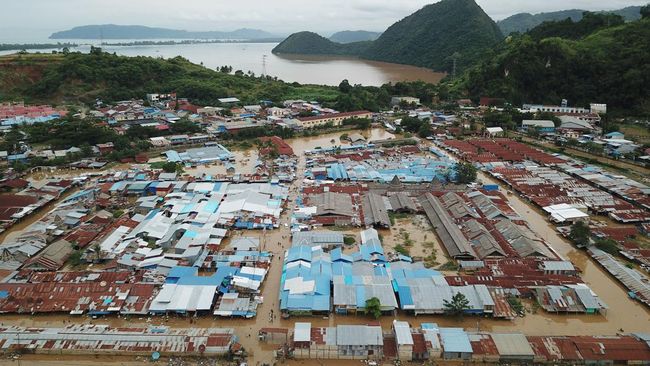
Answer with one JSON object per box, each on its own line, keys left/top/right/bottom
{"left": 0, "top": 50, "right": 442, "bottom": 113}
{"left": 329, "top": 31, "right": 381, "bottom": 44}
{"left": 360, "top": 0, "right": 503, "bottom": 71}
{"left": 0, "top": 51, "right": 339, "bottom": 105}
{"left": 50, "top": 24, "right": 274, "bottom": 40}
{"left": 497, "top": 6, "right": 643, "bottom": 35}
{"left": 459, "top": 18, "right": 650, "bottom": 115}
{"left": 273, "top": 0, "right": 502, "bottom": 73}
{"left": 271, "top": 32, "right": 370, "bottom": 56}
{"left": 526, "top": 12, "right": 625, "bottom": 41}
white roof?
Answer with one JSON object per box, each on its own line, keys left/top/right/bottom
{"left": 543, "top": 203, "right": 589, "bottom": 222}
{"left": 100, "top": 226, "right": 131, "bottom": 253}
{"left": 393, "top": 320, "right": 414, "bottom": 345}
{"left": 294, "top": 323, "right": 311, "bottom": 342}
{"left": 218, "top": 97, "right": 240, "bottom": 103}
{"left": 486, "top": 127, "right": 504, "bottom": 134}
{"left": 522, "top": 120, "right": 555, "bottom": 128}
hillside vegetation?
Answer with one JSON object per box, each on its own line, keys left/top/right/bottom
{"left": 272, "top": 32, "right": 370, "bottom": 56}
{"left": 527, "top": 12, "right": 625, "bottom": 40}
{"left": 497, "top": 5, "right": 643, "bottom": 35}
{"left": 329, "top": 31, "right": 381, "bottom": 44}
{"left": 0, "top": 51, "right": 339, "bottom": 105}
{"left": 360, "top": 0, "right": 502, "bottom": 71}
{"left": 273, "top": 0, "right": 503, "bottom": 73}
{"left": 0, "top": 50, "right": 443, "bottom": 113}
{"left": 458, "top": 16, "right": 650, "bottom": 115}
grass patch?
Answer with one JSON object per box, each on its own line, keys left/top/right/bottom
{"left": 507, "top": 295, "right": 525, "bottom": 316}
{"left": 438, "top": 261, "right": 458, "bottom": 271}
{"left": 149, "top": 161, "right": 166, "bottom": 169}
{"left": 394, "top": 245, "right": 410, "bottom": 256}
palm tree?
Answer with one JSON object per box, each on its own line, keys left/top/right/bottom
{"left": 444, "top": 293, "right": 470, "bottom": 318}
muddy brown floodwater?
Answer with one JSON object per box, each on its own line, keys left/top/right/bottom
{"left": 1, "top": 131, "right": 649, "bottom": 366}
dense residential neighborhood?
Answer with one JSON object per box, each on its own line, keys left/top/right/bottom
{"left": 1, "top": 0, "right": 650, "bottom": 364}
{"left": 0, "top": 87, "right": 649, "bottom": 365}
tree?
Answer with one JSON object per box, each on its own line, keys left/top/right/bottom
{"left": 68, "top": 250, "right": 83, "bottom": 267}
{"left": 642, "top": 4, "right": 650, "bottom": 19}
{"left": 443, "top": 292, "right": 470, "bottom": 318}
{"left": 569, "top": 221, "right": 591, "bottom": 247}
{"left": 527, "top": 126, "right": 541, "bottom": 139}
{"left": 535, "top": 112, "right": 561, "bottom": 127}
{"left": 338, "top": 79, "right": 352, "bottom": 93}
{"left": 162, "top": 161, "right": 181, "bottom": 173}
{"left": 365, "top": 297, "right": 382, "bottom": 319}
{"left": 594, "top": 238, "right": 619, "bottom": 255}
{"left": 418, "top": 123, "right": 432, "bottom": 138}
{"left": 483, "top": 111, "right": 515, "bottom": 130}
{"left": 455, "top": 162, "right": 477, "bottom": 184}
{"left": 584, "top": 141, "right": 604, "bottom": 155}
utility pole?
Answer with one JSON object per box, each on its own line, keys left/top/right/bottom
{"left": 451, "top": 52, "right": 461, "bottom": 79}
{"left": 262, "top": 54, "right": 267, "bottom": 78}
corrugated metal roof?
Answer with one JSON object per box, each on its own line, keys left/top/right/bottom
{"left": 440, "top": 328, "right": 472, "bottom": 354}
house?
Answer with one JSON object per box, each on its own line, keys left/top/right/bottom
{"left": 150, "top": 136, "right": 170, "bottom": 147}
{"left": 218, "top": 97, "right": 240, "bottom": 104}
{"left": 291, "top": 231, "right": 344, "bottom": 249}
{"left": 486, "top": 127, "right": 504, "bottom": 137}
{"left": 393, "top": 321, "right": 414, "bottom": 360}
{"left": 391, "top": 96, "right": 421, "bottom": 107}
{"left": 309, "top": 192, "right": 356, "bottom": 226}
{"left": 491, "top": 333, "right": 535, "bottom": 361}
{"left": 604, "top": 131, "right": 624, "bottom": 139}
{"left": 297, "top": 111, "right": 372, "bottom": 129}
{"left": 524, "top": 104, "right": 590, "bottom": 114}
{"left": 440, "top": 328, "right": 473, "bottom": 360}
{"left": 168, "top": 135, "right": 189, "bottom": 145}
{"left": 521, "top": 120, "right": 555, "bottom": 133}
{"left": 336, "top": 324, "right": 384, "bottom": 359}
{"left": 347, "top": 133, "right": 366, "bottom": 144}
{"left": 96, "top": 142, "right": 114, "bottom": 155}
{"left": 558, "top": 116, "right": 594, "bottom": 133}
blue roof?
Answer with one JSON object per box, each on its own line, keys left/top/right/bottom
{"left": 332, "top": 261, "right": 353, "bottom": 276}
{"left": 203, "top": 201, "right": 219, "bottom": 213}
{"left": 397, "top": 286, "right": 414, "bottom": 306}
{"left": 327, "top": 163, "right": 349, "bottom": 180}
{"left": 331, "top": 247, "right": 352, "bottom": 263}
{"left": 165, "top": 150, "right": 182, "bottom": 162}
{"left": 166, "top": 266, "right": 198, "bottom": 283}
{"left": 286, "top": 246, "right": 312, "bottom": 263}
{"left": 421, "top": 323, "right": 439, "bottom": 330}
{"left": 439, "top": 328, "right": 473, "bottom": 354}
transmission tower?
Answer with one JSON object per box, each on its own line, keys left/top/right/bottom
{"left": 262, "top": 55, "right": 267, "bottom": 78}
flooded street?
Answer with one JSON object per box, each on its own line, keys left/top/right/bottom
{"left": 1, "top": 131, "right": 649, "bottom": 366}
{"left": 478, "top": 171, "right": 650, "bottom": 334}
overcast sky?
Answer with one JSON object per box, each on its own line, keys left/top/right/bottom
{"left": 2, "top": 0, "right": 647, "bottom": 39}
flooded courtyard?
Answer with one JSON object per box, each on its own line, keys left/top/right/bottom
{"left": 1, "top": 129, "right": 649, "bottom": 365}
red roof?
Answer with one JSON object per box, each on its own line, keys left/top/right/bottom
{"left": 0, "top": 179, "right": 29, "bottom": 189}
{"left": 259, "top": 136, "right": 294, "bottom": 156}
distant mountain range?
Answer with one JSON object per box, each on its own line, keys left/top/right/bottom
{"left": 274, "top": 0, "right": 503, "bottom": 72}
{"left": 329, "top": 31, "right": 382, "bottom": 44}
{"left": 497, "top": 5, "right": 643, "bottom": 35}
{"left": 50, "top": 24, "right": 276, "bottom": 40}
